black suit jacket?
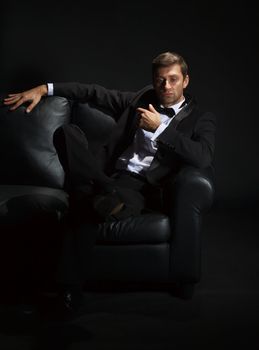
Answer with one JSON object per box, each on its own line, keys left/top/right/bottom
{"left": 53, "top": 82, "right": 216, "bottom": 185}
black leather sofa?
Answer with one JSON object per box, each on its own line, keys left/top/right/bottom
{"left": 0, "top": 96, "right": 215, "bottom": 299}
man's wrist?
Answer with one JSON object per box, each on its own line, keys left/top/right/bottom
{"left": 153, "top": 120, "right": 161, "bottom": 131}
{"left": 39, "top": 84, "right": 48, "bottom": 96}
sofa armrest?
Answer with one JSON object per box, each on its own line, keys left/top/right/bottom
{"left": 164, "top": 166, "right": 215, "bottom": 284}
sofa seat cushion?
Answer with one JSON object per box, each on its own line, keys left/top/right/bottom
{"left": 0, "top": 185, "right": 69, "bottom": 225}
{"left": 95, "top": 213, "right": 171, "bottom": 244}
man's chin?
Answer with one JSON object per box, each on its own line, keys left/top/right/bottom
{"left": 160, "top": 96, "right": 175, "bottom": 106}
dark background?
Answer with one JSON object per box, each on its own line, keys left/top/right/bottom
{"left": 1, "top": 0, "right": 258, "bottom": 205}
{"left": 1, "top": 2, "right": 259, "bottom": 347}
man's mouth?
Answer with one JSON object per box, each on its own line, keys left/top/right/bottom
{"left": 162, "top": 92, "right": 173, "bottom": 96}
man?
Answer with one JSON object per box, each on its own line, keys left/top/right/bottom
{"left": 4, "top": 51, "right": 216, "bottom": 319}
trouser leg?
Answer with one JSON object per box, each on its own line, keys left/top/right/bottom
{"left": 56, "top": 189, "right": 99, "bottom": 286}
{"left": 57, "top": 221, "right": 99, "bottom": 286}
{"left": 53, "top": 124, "right": 112, "bottom": 192}
{"left": 56, "top": 225, "right": 84, "bottom": 286}
{"left": 107, "top": 173, "right": 147, "bottom": 219}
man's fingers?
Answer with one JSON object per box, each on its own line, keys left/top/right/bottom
{"left": 5, "top": 94, "right": 20, "bottom": 99}
{"left": 137, "top": 107, "right": 148, "bottom": 113}
{"left": 3, "top": 86, "right": 45, "bottom": 113}
{"left": 9, "top": 98, "right": 26, "bottom": 111}
{"left": 4, "top": 95, "right": 21, "bottom": 104}
{"left": 26, "top": 99, "right": 38, "bottom": 113}
{"left": 3, "top": 99, "right": 18, "bottom": 106}
{"left": 137, "top": 105, "right": 158, "bottom": 115}
{"left": 148, "top": 104, "right": 157, "bottom": 112}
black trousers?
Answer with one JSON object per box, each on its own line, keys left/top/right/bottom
{"left": 54, "top": 124, "right": 159, "bottom": 285}
{"left": 53, "top": 124, "right": 152, "bottom": 215}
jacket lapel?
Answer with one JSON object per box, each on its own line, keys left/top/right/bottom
{"left": 165, "top": 96, "right": 196, "bottom": 131}
{"left": 146, "top": 97, "right": 196, "bottom": 185}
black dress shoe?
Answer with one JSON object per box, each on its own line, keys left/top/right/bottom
{"left": 44, "top": 288, "right": 85, "bottom": 324}
{"left": 93, "top": 189, "right": 124, "bottom": 221}
{"left": 62, "top": 288, "right": 84, "bottom": 313}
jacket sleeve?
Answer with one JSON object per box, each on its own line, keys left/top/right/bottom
{"left": 53, "top": 82, "right": 136, "bottom": 117}
{"left": 156, "top": 111, "right": 217, "bottom": 168}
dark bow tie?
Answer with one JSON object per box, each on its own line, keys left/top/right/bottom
{"left": 156, "top": 106, "right": 175, "bottom": 118}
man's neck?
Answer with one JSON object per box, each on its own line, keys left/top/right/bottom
{"left": 162, "top": 97, "right": 185, "bottom": 109}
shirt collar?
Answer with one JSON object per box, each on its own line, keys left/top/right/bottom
{"left": 161, "top": 98, "right": 186, "bottom": 115}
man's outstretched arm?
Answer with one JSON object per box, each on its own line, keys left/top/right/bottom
{"left": 3, "top": 84, "right": 48, "bottom": 113}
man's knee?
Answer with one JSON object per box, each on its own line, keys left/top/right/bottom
{"left": 54, "top": 124, "right": 84, "bottom": 142}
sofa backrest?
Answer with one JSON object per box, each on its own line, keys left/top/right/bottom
{"left": 0, "top": 95, "right": 117, "bottom": 189}
{"left": 0, "top": 96, "right": 71, "bottom": 188}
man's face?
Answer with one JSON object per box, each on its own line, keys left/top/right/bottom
{"left": 153, "top": 64, "right": 189, "bottom": 107}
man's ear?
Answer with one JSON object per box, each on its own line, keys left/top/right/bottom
{"left": 183, "top": 74, "right": 189, "bottom": 89}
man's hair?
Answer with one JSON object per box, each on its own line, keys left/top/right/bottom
{"left": 152, "top": 51, "right": 188, "bottom": 78}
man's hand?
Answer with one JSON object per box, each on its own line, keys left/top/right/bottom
{"left": 137, "top": 104, "right": 161, "bottom": 132}
{"left": 3, "top": 84, "right": 48, "bottom": 113}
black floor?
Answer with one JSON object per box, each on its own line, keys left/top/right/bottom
{"left": 0, "top": 203, "right": 259, "bottom": 349}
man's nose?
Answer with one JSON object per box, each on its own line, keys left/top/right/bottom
{"left": 164, "top": 80, "right": 171, "bottom": 89}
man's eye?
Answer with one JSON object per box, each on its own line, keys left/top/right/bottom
{"left": 156, "top": 78, "right": 164, "bottom": 84}
{"left": 155, "top": 77, "right": 178, "bottom": 85}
